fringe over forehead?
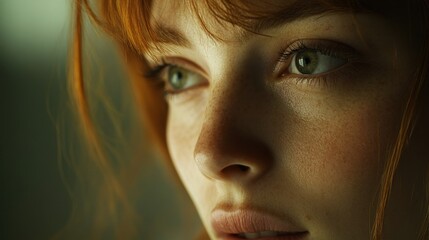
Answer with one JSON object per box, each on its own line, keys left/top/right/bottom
{"left": 91, "top": 0, "right": 414, "bottom": 57}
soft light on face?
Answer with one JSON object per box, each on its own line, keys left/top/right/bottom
{"left": 145, "top": 1, "right": 422, "bottom": 239}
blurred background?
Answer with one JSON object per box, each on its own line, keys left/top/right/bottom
{"left": 0, "top": 0, "right": 200, "bottom": 239}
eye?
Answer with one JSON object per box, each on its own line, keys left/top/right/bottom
{"left": 165, "top": 65, "right": 206, "bottom": 93}
{"left": 289, "top": 49, "right": 347, "bottom": 75}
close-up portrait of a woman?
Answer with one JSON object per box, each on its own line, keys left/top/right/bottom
{"left": 17, "top": 0, "right": 426, "bottom": 239}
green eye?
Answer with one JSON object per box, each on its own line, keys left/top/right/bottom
{"left": 166, "top": 65, "right": 205, "bottom": 93}
{"left": 295, "top": 51, "right": 318, "bottom": 74}
{"left": 168, "top": 66, "right": 188, "bottom": 90}
{"left": 290, "top": 49, "right": 347, "bottom": 75}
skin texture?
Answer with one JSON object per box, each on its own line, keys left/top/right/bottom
{"left": 145, "top": 1, "right": 427, "bottom": 239}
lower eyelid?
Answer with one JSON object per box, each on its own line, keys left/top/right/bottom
{"left": 164, "top": 84, "right": 208, "bottom": 103}
{"left": 281, "top": 62, "right": 369, "bottom": 91}
{"left": 278, "top": 62, "right": 348, "bottom": 80}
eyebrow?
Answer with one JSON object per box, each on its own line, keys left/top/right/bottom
{"left": 151, "top": 1, "right": 360, "bottom": 47}
{"left": 152, "top": 24, "right": 191, "bottom": 47}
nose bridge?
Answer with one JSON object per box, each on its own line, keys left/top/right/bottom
{"left": 193, "top": 54, "right": 274, "bottom": 182}
{"left": 199, "top": 44, "right": 267, "bottom": 140}
{"left": 196, "top": 49, "right": 263, "bottom": 154}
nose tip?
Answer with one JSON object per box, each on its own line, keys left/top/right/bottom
{"left": 194, "top": 137, "right": 273, "bottom": 183}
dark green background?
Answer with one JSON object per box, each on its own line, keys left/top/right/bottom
{"left": 0, "top": 0, "right": 200, "bottom": 239}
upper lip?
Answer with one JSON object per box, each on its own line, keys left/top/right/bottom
{"left": 211, "top": 204, "right": 308, "bottom": 237}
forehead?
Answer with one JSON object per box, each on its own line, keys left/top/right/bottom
{"left": 150, "top": 0, "right": 249, "bottom": 43}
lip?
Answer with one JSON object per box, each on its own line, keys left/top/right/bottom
{"left": 211, "top": 205, "right": 308, "bottom": 240}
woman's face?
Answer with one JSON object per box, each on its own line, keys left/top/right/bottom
{"left": 146, "top": 1, "right": 421, "bottom": 239}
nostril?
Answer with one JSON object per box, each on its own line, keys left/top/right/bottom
{"left": 221, "top": 164, "right": 251, "bottom": 177}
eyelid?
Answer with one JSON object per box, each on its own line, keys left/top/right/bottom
{"left": 280, "top": 39, "right": 360, "bottom": 60}
{"left": 156, "top": 57, "right": 209, "bottom": 80}
{"left": 274, "top": 39, "right": 361, "bottom": 66}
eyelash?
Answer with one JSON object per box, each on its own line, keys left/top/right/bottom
{"left": 144, "top": 59, "right": 170, "bottom": 80}
{"left": 278, "top": 40, "right": 340, "bottom": 61}
{"left": 143, "top": 40, "right": 355, "bottom": 93}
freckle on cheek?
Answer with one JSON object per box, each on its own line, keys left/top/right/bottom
{"left": 310, "top": 126, "right": 373, "bottom": 184}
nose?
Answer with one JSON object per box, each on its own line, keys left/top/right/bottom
{"left": 193, "top": 67, "right": 274, "bottom": 183}
{"left": 194, "top": 131, "right": 273, "bottom": 183}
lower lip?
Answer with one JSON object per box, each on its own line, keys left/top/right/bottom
{"left": 218, "top": 232, "right": 309, "bottom": 240}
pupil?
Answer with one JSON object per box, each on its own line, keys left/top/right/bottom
{"left": 296, "top": 50, "right": 318, "bottom": 74}
{"left": 300, "top": 56, "right": 311, "bottom": 66}
{"left": 169, "top": 67, "right": 185, "bottom": 89}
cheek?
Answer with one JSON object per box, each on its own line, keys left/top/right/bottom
{"left": 166, "top": 107, "right": 198, "bottom": 182}
{"left": 166, "top": 105, "right": 212, "bottom": 205}
{"left": 166, "top": 109, "right": 222, "bottom": 234}
{"left": 294, "top": 111, "right": 381, "bottom": 194}
{"left": 280, "top": 79, "right": 402, "bottom": 196}
{"left": 281, "top": 91, "right": 401, "bottom": 236}
{"left": 323, "top": 109, "right": 380, "bottom": 168}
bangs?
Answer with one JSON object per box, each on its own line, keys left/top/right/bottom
{"left": 90, "top": 0, "right": 378, "bottom": 57}
{"left": 82, "top": 0, "right": 419, "bottom": 59}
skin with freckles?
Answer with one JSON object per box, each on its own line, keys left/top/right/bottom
{"left": 144, "top": 1, "right": 428, "bottom": 239}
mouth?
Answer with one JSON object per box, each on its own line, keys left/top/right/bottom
{"left": 211, "top": 205, "right": 309, "bottom": 240}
